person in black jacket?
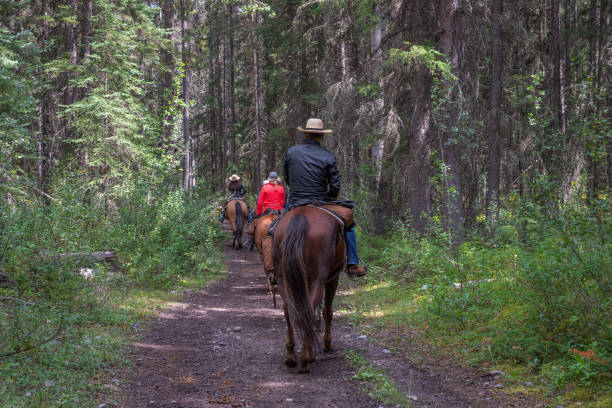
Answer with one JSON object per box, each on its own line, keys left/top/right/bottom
{"left": 284, "top": 118, "right": 367, "bottom": 276}
{"left": 220, "top": 174, "right": 249, "bottom": 222}
{"left": 227, "top": 174, "right": 247, "bottom": 197}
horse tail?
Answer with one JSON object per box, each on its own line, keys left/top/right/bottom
{"left": 277, "top": 214, "right": 319, "bottom": 350}
{"left": 235, "top": 201, "right": 243, "bottom": 245}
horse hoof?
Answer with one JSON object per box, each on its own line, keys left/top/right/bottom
{"left": 323, "top": 345, "right": 333, "bottom": 353}
{"left": 284, "top": 358, "right": 297, "bottom": 368}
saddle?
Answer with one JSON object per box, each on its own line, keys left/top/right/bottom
{"left": 268, "top": 199, "right": 356, "bottom": 236}
{"left": 247, "top": 209, "right": 281, "bottom": 235}
{"left": 318, "top": 204, "right": 354, "bottom": 229}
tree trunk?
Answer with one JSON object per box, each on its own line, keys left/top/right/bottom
{"left": 370, "top": 4, "right": 388, "bottom": 234}
{"left": 181, "top": 0, "right": 191, "bottom": 193}
{"left": 253, "top": 12, "right": 263, "bottom": 192}
{"left": 438, "top": 0, "right": 465, "bottom": 246}
{"left": 228, "top": 4, "right": 236, "bottom": 165}
{"left": 407, "top": 67, "right": 433, "bottom": 234}
{"left": 207, "top": 1, "right": 218, "bottom": 188}
{"left": 406, "top": 0, "right": 435, "bottom": 235}
{"left": 486, "top": 0, "right": 503, "bottom": 228}
{"left": 79, "top": 0, "right": 92, "bottom": 62}
{"left": 161, "top": 0, "right": 175, "bottom": 145}
{"left": 63, "top": 0, "right": 77, "bottom": 106}
{"left": 551, "top": 0, "right": 566, "bottom": 132}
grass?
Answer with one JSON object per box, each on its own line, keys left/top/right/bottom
{"left": 0, "top": 264, "right": 226, "bottom": 408}
{"left": 338, "top": 231, "right": 612, "bottom": 408}
{"left": 344, "top": 349, "right": 411, "bottom": 407}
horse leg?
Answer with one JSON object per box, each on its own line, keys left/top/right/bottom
{"left": 283, "top": 303, "right": 297, "bottom": 368}
{"left": 323, "top": 276, "right": 339, "bottom": 353}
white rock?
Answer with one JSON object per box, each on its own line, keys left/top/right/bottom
{"left": 44, "top": 380, "right": 54, "bottom": 387}
{"left": 358, "top": 335, "right": 367, "bottom": 339}
{"left": 25, "top": 392, "right": 32, "bottom": 397}
{"left": 408, "top": 394, "right": 418, "bottom": 401}
{"left": 493, "top": 383, "right": 502, "bottom": 388}
{"left": 286, "top": 398, "right": 293, "bottom": 402}
{"left": 490, "top": 369, "right": 505, "bottom": 376}
{"left": 382, "top": 349, "right": 391, "bottom": 354}
{"left": 98, "top": 404, "right": 106, "bottom": 408}
{"left": 233, "top": 327, "right": 242, "bottom": 332}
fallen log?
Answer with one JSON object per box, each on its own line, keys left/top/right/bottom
{"left": 54, "top": 251, "right": 120, "bottom": 272}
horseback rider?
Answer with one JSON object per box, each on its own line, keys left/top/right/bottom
{"left": 220, "top": 174, "right": 250, "bottom": 222}
{"left": 284, "top": 118, "right": 367, "bottom": 277}
{"left": 256, "top": 172, "right": 286, "bottom": 216}
{"left": 228, "top": 174, "right": 247, "bottom": 198}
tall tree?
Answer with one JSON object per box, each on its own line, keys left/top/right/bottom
{"left": 406, "top": 0, "right": 435, "bottom": 234}
{"left": 438, "top": 0, "right": 465, "bottom": 246}
{"left": 181, "top": 0, "right": 192, "bottom": 192}
{"left": 486, "top": 0, "right": 503, "bottom": 227}
{"left": 161, "top": 0, "right": 175, "bottom": 144}
{"left": 551, "top": 0, "right": 566, "bottom": 132}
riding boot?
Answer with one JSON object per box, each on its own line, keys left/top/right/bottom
{"left": 346, "top": 226, "right": 367, "bottom": 276}
{"left": 219, "top": 209, "right": 226, "bottom": 223}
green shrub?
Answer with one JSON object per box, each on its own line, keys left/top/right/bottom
{"left": 0, "top": 179, "right": 225, "bottom": 407}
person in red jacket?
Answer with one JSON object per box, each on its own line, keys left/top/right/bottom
{"left": 256, "top": 172, "right": 286, "bottom": 216}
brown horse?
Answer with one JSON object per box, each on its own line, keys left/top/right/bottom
{"left": 273, "top": 206, "right": 345, "bottom": 373}
{"left": 251, "top": 213, "right": 279, "bottom": 303}
{"left": 226, "top": 199, "right": 248, "bottom": 249}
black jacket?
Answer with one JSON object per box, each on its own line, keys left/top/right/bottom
{"left": 228, "top": 181, "right": 247, "bottom": 197}
{"left": 283, "top": 139, "right": 341, "bottom": 203}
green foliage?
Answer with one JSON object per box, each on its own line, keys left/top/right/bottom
{"left": 344, "top": 193, "right": 611, "bottom": 398}
{"left": 0, "top": 180, "right": 225, "bottom": 407}
{"left": 0, "top": 27, "right": 43, "bottom": 199}
{"left": 59, "top": 0, "right": 165, "bottom": 201}
{"left": 388, "top": 43, "right": 457, "bottom": 81}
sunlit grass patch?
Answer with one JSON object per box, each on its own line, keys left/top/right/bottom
{"left": 345, "top": 349, "right": 412, "bottom": 407}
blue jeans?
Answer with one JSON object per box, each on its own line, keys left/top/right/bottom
{"left": 346, "top": 226, "right": 359, "bottom": 265}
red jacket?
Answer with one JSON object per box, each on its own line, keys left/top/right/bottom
{"left": 256, "top": 182, "right": 286, "bottom": 215}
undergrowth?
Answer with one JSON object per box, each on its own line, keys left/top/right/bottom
{"left": 0, "top": 181, "right": 226, "bottom": 407}
{"left": 343, "top": 195, "right": 611, "bottom": 407}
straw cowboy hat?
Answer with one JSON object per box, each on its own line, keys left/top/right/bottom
{"left": 229, "top": 174, "right": 240, "bottom": 182}
{"left": 297, "top": 118, "right": 332, "bottom": 134}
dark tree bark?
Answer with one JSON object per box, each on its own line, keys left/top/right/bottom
{"left": 486, "top": 0, "right": 503, "bottom": 227}
{"left": 406, "top": 0, "right": 435, "bottom": 234}
{"left": 252, "top": 12, "right": 263, "bottom": 192}
{"left": 227, "top": 4, "right": 236, "bottom": 165}
{"left": 438, "top": 0, "right": 465, "bottom": 246}
{"left": 79, "top": 0, "right": 92, "bottom": 62}
{"left": 63, "top": 0, "right": 77, "bottom": 106}
{"left": 407, "top": 68, "right": 433, "bottom": 234}
{"left": 551, "top": 0, "right": 566, "bottom": 132}
{"left": 161, "top": 0, "right": 175, "bottom": 144}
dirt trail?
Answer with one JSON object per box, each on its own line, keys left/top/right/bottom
{"left": 122, "top": 243, "right": 532, "bottom": 408}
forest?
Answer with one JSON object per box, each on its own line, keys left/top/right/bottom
{"left": 0, "top": 0, "right": 610, "bottom": 407}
